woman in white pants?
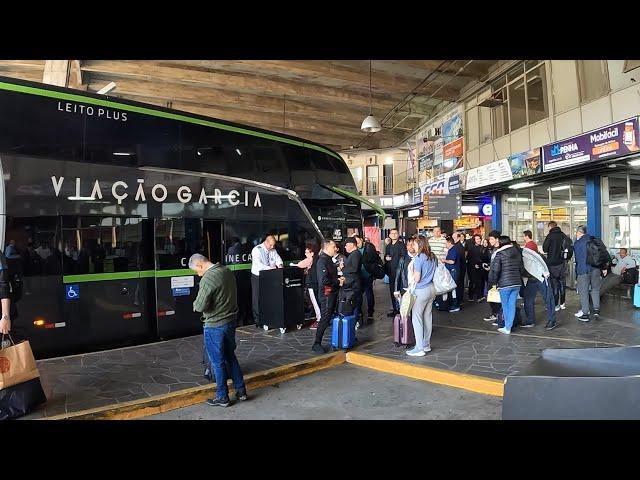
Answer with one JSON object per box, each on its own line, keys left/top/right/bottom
{"left": 406, "top": 236, "right": 438, "bottom": 357}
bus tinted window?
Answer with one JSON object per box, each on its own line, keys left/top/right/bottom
{"left": 4, "top": 216, "right": 61, "bottom": 276}
{"left": 60, "top": 217, "right": 143, "bottom": 275}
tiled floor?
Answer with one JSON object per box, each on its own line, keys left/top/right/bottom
{"left": 23, "top": 282, "right": 640, "bottom": 419}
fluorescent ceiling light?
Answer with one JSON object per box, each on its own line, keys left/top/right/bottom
{"left": 113, "top": 152, "right": 132, "bottom": 156}
{"left": 97, "top": 82, "right": 117, "bottom": 95}
{"left": 509, "top": 182, "right": 536, "bottom": 190}
{"left": 564, "top": 200, "right": 587, "bottom": 205}
{"left": 549, "top": 185, "right": 570, "bottom": 191}
{"left": 506, "top": 197, "right": 530, "bottom": 202}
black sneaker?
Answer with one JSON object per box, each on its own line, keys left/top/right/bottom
{"left": 312, "top": 343, "right": 327, "bottom": 354}
{"left": 236, "top": 390, "right": 248, "bottom": 402}
{"left": 578, "top": 314, "right": 590, "bottom": 322}
{"left": 545, "top": 323, "right": 557, "bottom": 331}
{"left": 206, "top": 397, "right": 230, "bottom": 407}
{"left": 593, "top": 309, "right": 600, "bottom": 317}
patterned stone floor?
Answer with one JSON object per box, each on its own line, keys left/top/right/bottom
{"left": 22, "top": 281, "right": 640, "bottom": 419}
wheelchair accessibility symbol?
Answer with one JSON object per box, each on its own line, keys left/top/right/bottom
{"left": 65, "top": 284, "right": 80, "bottom": 301}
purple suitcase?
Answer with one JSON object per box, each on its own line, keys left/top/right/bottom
{"left": 393, "top": 314, "right": 415, "bottom": 348}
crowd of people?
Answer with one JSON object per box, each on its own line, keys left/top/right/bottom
{"left": 288, "top": 221, "right": 638, "bottom": 355}
{"left": 185, "top": 222, "right": 638, "bottom": 407}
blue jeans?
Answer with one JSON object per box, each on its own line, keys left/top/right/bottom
{"left": 523, "top": 278, "right": 556, "bottom": 325}
{"left": 499, "top": 286, "right": 520, "bottom": 331}
{"left": 204, "top": 322, "right": 246, "bottom": 400}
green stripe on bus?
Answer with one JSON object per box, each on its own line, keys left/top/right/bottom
{"left": 0, "top": 81, "right": 343, "bottom": 162}
{"left": 227, "top": 263, "right": 252, "bottom": 271}
{"left": 154, "top": 269, "right": 194, "bottom": 278}
{"left": 63, "top": 271, "right": 145, "bottom": 283}
{"left": 63, "top": 263, "right": 252, "bottom": 283}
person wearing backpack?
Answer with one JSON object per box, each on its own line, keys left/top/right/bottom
{"left": 573, "top": 225, "right": 606, "bottom": 321}
{"left": 355, "top": 235, "right": 379, "bottom": 322}
{"left": 542, "top": 221, "right": 573, "bottom": 312}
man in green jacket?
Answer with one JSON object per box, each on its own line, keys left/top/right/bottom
{"left": 190, "top": 253, "right": 247, "bottom": 407}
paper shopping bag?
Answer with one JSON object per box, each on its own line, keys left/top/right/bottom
{"left": 0, "top": 339, "right": 40, "bottom": 390}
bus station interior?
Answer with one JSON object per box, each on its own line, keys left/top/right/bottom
{"left": 1, "top": 59, "right": 640, "bottom": 420}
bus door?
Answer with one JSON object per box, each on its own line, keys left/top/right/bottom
{"left": 154, "top": 218, "right": 198, "bottom": 338}
{"left": 60, "top": 216, "right": 154, "bottom": 351}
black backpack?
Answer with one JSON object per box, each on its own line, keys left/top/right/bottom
{"left": 561, "top": 234, "right": 574, "bottom": 261}
{"left": 586, "top": 236, "right": 611, "bottom": 269}
{"left": 337, "top": 289, "right": 356, "bottom": 316}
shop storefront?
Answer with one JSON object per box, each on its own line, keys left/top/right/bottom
{"left": 461, "top": 117, "right": 640, "bottom": 283}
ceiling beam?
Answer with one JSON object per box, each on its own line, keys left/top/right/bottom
{"left": 0, "top": 60, "right": 45, "bottom": 71}
{"left": 105, "top": 92, "right": 402, "bottom": 149}
{"left": 0, "top": 68, "right": 44, "bottom": 83}
{"left": 81, "top": 60, "right": 401, "bottom": 110}
{"left": 158, "top": 60, "right": 433, "bottom": 96}
{"left": 101, "top": 86, "right": 387, "bottom": 129}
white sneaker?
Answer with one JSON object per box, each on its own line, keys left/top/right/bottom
{"left": 497, "top": 327, "right": 511, "bottom": 335}
{"left": 560, "top": 303, "right": 566, "bottom": 310}
{"left": 574, "top": 310, "right": 584, "bottom": 317}
{"left": 406, "top": 348, "right": 426, "bottom": 357}
{"left": 423, "top": 346, "right": 432, "bottom": 353}
{"left": 554, "top": 305, "right": 561, "bottom": 312}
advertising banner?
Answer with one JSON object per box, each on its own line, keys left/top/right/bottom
{"left": 542, "top": 118, "right": 640, "bottom": 172}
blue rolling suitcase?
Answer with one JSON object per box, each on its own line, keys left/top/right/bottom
{"left": 331, "top": 314, "right": 357, "bottom": 350}
{"left": 634, "top": 284, "right": 640, "bottom": 308}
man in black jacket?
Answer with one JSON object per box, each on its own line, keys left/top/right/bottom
{"left": 312, "top": 240, "right": 344, "bottom": 354}
{"left": 384, "top": 229, "right": 406, "bottom": 317}
{"left": 341, "top": 238, "right": 362, "bottom": 320}
{"left": 355, "top": 235, "right": 377, "bottom": 321}
{"left": 453, "top": 232, "right": 466, "bottom": 304}
{"left": 542, "top": 221, "right": 573, "bottom": 311}
{"left": 467, "top": 234, "right": 485, "bottom": 301}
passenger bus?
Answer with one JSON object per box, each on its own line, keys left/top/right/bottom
{"left": 0, "top": 76, "right": 370, "bottom": 358}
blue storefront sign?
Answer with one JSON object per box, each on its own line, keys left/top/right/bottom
{"left": 65, "top": 284, "right": 79, "bottom": 301}
{"left": 542, "top": 117, "right": 640, "bottom": 172}
{"left": 172, "top": 287, "right": 191, "bottom": 297}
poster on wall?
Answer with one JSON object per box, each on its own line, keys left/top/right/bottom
{"left": 542, "top": 118, "right": 640, "bottom": 172}
{"left": 406, "top": 139, "right": 417, "bottom": 182}
{"left": 441, "top": 108, "right": 464, "bottom": 176}
{"left": 508, "top": 148, "right": 541, "bottom": 179}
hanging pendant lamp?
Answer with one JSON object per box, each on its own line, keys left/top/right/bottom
{"left": 361, "top": 60, "right": 382, "bottom": 133}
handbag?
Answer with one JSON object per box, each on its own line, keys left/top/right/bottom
{"left": 0, "top": 334, "right": 46, "bottom": 420}
{"left": 487, "top": 286, "right": 501, "bottom": 303}
{"left": 433, "top": 263, "right": 456, "bottom": 295}
{"left": 0, "top": 334, "right": 40, "bottom": 390}
{"left": 399, "top": 290, "right": 416, "bottom": 321}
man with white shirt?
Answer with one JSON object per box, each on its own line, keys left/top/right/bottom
{"left": 250, "top": 235, "right": 283, "bottom": 326}
{"left": 428, "top": 227, "right": 447, "bottom": 263}
{"left": 600, "top": 248, "right": 637, "bottom": 297}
